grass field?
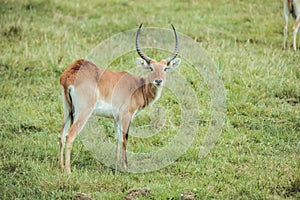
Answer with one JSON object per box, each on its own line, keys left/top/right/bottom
{"left": 0, "top": 0, "right": 299, "bottom": 199}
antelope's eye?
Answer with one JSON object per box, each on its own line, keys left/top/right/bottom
{"left": 149, "top": 67, "right": 154, "bottom": 72}
{"left": 163, "top": 67, "right": 169, "bottom": 71}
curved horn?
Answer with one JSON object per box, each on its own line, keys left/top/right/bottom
{"left": 165, "top": 24, "right": 179, "bottom": 64}
{"left": 136, "top": 24, "right": 152, "bottom": 64}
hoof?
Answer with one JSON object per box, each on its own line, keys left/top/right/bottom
{"left": 64, "top": 168, "right": 71, "bottom": 175}
{"left": 123, "top": 163, "right": 128, "bottom": 171}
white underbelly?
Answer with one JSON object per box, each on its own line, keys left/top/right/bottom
{"left": 93, "top": 100, "right": 115, "bottom": 118}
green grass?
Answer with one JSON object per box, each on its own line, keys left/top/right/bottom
{"left": 1, "top": 0, "right": 299, "bottom": 199}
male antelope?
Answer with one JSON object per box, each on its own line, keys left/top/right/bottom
{"left": 283, "top": 0, "right": 300, "bottom": 51}
{"left": 59, "top": 24, "right": 181, "bottom": 174}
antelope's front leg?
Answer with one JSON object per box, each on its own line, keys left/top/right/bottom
{"left": 122, "top": 132, "right": 128, "bottom": 170}
{"left": 121, "top": 112, "right": 132, "bottom": 170}
{"left": 113, "top": 119, "right": 120, "bottom": 171}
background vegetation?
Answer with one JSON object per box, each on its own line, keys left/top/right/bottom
{"left": 0, "top": 0, "right": 299, "bottom": 199}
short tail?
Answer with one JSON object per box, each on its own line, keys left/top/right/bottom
{"left": 288, "top": 0, "right": 297, "bottom": 20}
{"left": 61, "top": 86, "right": 75, "bottom": 143}
{"left": 67, "top": 86, "right": 75, "bottom": 124}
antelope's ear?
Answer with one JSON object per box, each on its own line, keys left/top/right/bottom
{"left": 136, "top": 58, "right": 153, "bottom": 71}
{"left": 167, "top": 58, "right": 181, "bottom": 68}
{"left": 136, "top": 58, "right": 148, "bottom": 67}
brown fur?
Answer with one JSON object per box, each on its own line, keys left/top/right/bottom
{"left": 60, "top": 59, "right": 158, "bottom": 105}
{"left": 59, "top": 58, "right": 174, "bottom": 173}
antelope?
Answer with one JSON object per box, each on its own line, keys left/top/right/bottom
{"left": 283, "top": 0, "right": 300, "bottom": 51}
{"left": 59, "top": 24, "right": 181, "bottom": 174}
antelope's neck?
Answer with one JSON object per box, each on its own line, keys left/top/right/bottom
{"left": 138, "top": 78, "right": 163, "bottom": 109}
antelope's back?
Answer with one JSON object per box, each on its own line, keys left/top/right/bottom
{"left": 60, "top": 59, "right": 102, "bottom": 89}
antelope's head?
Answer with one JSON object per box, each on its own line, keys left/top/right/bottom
{"left": 136, "top": 24, "right": 181, "bottom": 87}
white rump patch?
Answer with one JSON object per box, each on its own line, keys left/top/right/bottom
{"left": 61, "top": 87, "right": 69, "bottom": 143}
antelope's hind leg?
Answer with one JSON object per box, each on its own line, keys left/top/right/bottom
{"left": 59, "top": 87, "right": 72, "bottom": 170}
{"left": 64, "top": 108, "right": 94, "bottom": 174}
{"left": 64, "top": 86, "right": 96, "bottom": 174}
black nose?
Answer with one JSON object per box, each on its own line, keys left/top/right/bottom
{"left": 154, "top": 79, "right": 162, "bottom": 85}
